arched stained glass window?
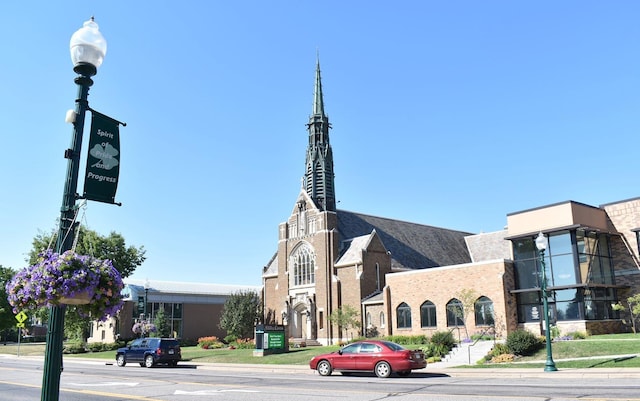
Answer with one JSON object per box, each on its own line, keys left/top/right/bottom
{"left": 292, "top": 244, "right": 315, "bottom": 286}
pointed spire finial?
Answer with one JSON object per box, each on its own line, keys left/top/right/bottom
{"left": 313, "top": 53, "right": 325, "bottom": 117}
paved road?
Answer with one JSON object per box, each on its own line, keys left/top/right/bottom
{"left": 1, "top": 355, "right": 640, "bottom": 400}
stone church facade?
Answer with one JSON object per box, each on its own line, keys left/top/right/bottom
{"left": 262, "top": 61, "right": 640, "bottom": 345}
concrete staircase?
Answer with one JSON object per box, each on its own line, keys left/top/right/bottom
{"left": 428, "top": 340, "right": 498, "bottom": 369}
{"left": 290, "top": 338, "right": 323, "bottom": 347}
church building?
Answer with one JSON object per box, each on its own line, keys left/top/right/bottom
{"left": 262, "top": 60, "right": 640, "bottom": 345}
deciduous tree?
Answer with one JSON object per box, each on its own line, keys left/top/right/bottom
{"left": 329, "top": 304, "right": 362, "bottom": 341}
{"left": 219, "top": 290, "right": 261, "bottom": 341}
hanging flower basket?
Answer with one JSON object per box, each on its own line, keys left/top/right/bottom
{"left": 5, "top": 249, "right": 124, "bottom": 321}
{"left": 132, "top": 320, "right": 157, "bottom": 337}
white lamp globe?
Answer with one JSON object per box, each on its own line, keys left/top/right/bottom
{"left": 70, "top": 17, "right": 107, "bottom": 74}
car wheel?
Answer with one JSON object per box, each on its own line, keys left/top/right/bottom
{"left": 170, "top": 361, "right": 178, "bottom": 367}
{"left": 144, "top": 355, "right": 155, "bottom": 368}
{"left": 316, "top": 360, "right": 332, "bottom": 376}
{"left": 375, "top": 361, "right": 391, "bottom": 378}
{"left": 116, "top": 354, "right": 126, "bottom": 367}
{"left": 397, "top": 370, "right": 411, "bottom": 377}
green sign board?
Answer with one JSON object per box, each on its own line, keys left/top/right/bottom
{"left": 266, "top": 332, "right": 285, "bottom": 349}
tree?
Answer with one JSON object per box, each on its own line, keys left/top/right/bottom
{"left": 219, "top": 290, "right": 261, "bottom": 341}
{"left": 452, "top": 288, "right": 480, "bottom": 340}
{"left": 0, "top": 266, "right": 17, "bottom": 342}
{"left": 329, "top": 304, "right": 362, "bottom": 341}
{"left": 154, "top": 308, "right": 172, "bottom": 338}
{"left": 613, "top": 293, "right": 640, "bottom": 334}
{"left": 29, "top": 225, "right": 146, "bottom": 278}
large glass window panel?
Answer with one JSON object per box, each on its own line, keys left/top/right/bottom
{"left": 550, "top": 254, "right": 576, "bottom": 286}
{"left": 548, "top": 233, "right": 572, "bottom": 255}
{"left": 514, "top": 260, "right": 538, "bottom": 289}
{"left": 513, "top": 238, "right": 536, "bottom": 260}
{"left": 173, "top": 303, "right": 182, "bottom": 319}
{"left": 598, "top": 235, "right": 610, "bottom": 256}
{"left": 556, "top": 300, "right": 581, "bottom": 320}
{"left": 600, "top": 257, "right": 614, "bottom": 284}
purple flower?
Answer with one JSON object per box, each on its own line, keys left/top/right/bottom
{"left": 5, "top": 250, "right": 124, "bottom": 321}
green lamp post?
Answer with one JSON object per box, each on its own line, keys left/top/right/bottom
{"left": 41, "top": 17, "right": 107, "bottom": 401}
{"left": 535, "top": 231, "right": 558, "bottom": 372}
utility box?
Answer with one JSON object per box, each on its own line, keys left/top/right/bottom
{"left": 253, "top": 324, "right": 288, "bottom": 357}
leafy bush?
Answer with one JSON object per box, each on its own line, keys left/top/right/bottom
{"left": 488, "top": 342, "right": 510, "bottom": 357}
{"left": 198, "top": 336, "right": 224, "bottom": 349}
{"left": 232, "top": 338, "right": 255, "bottom": 349}
{"left": 63, "top": 341, "right": 86, "bottom": 354}
{"left": 430, "top": 331, "right": 456, "bottom": 349}
{"left": 490, "top": 353, "right": 515, "bottom": 363}
{"left": 566, "top": 331, "right": 587, "bottom": 340}
{"left": 506, "top": 329, "right": 542, "bottom": 356}
{"left": 224, "top": 334, "right": 238, "bottom": 344}
{"left": 87, "top": 342, "right": 105, "bottom": 352}
{"left": 471, "top": 333, "right": 494, "bottom": 341}
{"left": 425, "top": 342, "right": 451, "bottom": 358}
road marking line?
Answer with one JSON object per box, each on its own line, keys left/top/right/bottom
{"left": 67, "top": 381, "right": 139, "bottom": 387}
{"left": 175, "top": 389, "right": 261, "bottom": 395}
{"left": 0, "top": 380, "right": 164, "bottom": 401}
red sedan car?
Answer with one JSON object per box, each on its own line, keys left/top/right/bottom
{"left": 309, "top": 340, "right": 427, "bottom": 378}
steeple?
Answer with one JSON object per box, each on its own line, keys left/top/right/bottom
{"left": 304, "top": 57, "right": 336, "bottom": 212}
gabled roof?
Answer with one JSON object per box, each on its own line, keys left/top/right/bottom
{"left": 335, "top": 233, "right": 374, "bottom": 267}
{"left": 337, "top": 210, "right": 472, "bottom": 270}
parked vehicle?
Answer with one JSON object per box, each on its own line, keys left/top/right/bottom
{"left": 309, "top": 340, "right": 426, "bottom": 378}
{"left": 115, "top": 337, "right": 181, "bottom": 368}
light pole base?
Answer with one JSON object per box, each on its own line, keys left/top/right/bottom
{"left": 544, "top": 361, "right": 558, "bottom": 372}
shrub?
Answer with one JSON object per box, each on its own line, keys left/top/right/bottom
{"left": 233, "top": 338, "right": 255, "bottom": 349}
{"left": 490, "top": 353, "right": 515, "bottom": 363}
{"left": 566, "top": 331, "right": 587, "bottom": 340}
{"left": 63, "top": 341, "right": 86, "bottom": 354}
{"left": 198, "top": 336, "right": 224, "bottom": 349}
{"left": 430, "top": 331, "right": 456, "bottom": 349}
{"left": 425, "top": 342, "right": 450, "bottom": 358}
{"left": 224, "top": 334, "right": 238, "bottom": 344}
{"left": 506, "top": 329, "right": 542, "bottom": 356}
{"left": 87, "top": 342, "right": 105, "bottom": 352}
{"left": 488, "top": 342, "right": 510, "bottom": 357}
{"left": 471, "top": 333, "right": 494, "bottom": 341}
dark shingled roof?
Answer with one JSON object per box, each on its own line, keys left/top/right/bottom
{"left": 337, "top": 210, "right": 473, "bottom": 270}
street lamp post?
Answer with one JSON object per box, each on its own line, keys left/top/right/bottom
{"left": 41, "top": 18, "right": 107, "bottom": 401}
{"left": 535, "top": 231, "right": 558, "bottom": 372}
{"left": 144, "top": 279, "right": 150, "bottom": 319}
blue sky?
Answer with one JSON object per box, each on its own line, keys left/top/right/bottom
{"left": 1, "top": 2, "right": 638, "bottom": 286}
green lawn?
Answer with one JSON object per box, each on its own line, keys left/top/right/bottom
{"left": 2, "top": 334, "right": 639, "bottom": 369}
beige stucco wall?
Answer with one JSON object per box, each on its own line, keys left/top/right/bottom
{"left": 507, "top": 201, "right": 610, "bottom": 237}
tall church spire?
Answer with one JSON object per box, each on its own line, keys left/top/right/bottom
{"left": 304, "top": 57, "right": 336, "bottom": 212}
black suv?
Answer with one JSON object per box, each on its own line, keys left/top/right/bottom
{"left": 116, "top": 338, "right": 181, "bottom": 368}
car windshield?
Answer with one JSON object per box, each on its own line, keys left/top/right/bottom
{"left": 381, "top": 341, "right": 406, "bottom": 351}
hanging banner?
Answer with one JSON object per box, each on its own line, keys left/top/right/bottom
{"left": 83, "top": 110, "right": 122, "bottom": 204}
